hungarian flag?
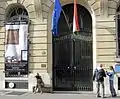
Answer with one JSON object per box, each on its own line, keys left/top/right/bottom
{"left": 73, "top": 0, "right": 80, "bottom": 33}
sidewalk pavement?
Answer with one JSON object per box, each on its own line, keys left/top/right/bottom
{"left": 0, "top": 91, "right": 119, "bottom": 99}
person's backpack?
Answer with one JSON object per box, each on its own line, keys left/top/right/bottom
{"left": 96, "top": 69, "right": 103, "bottom": 81}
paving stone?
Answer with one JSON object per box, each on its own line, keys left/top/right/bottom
{"left": 6, "top": 91, "right": 26, "bottom": 96}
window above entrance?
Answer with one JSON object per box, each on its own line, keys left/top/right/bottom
{"left": 5, "top": 4, "right": 28, "bottom": 22}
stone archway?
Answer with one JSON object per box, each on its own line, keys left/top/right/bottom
{"left": 47, "top": 0, "right": 96, "bottom": 91}
{"left": 52, "top": 3, "right": 93, "bottom": 91}
{"left": 47, "top": 0, "right": 96, "bottom": 74}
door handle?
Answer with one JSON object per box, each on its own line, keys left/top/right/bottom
{"left": 74, "top": 66, "right": 76, "bottom": 70}
{"left": 67, "top": 67, "right": 70, "bottom": 69}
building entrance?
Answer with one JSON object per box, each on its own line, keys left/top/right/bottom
{"left": 52, "top": 4, "right": 93, "bottom": 91}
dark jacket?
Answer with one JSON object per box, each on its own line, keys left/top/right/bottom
{"left": 93, "top": 68, "right": 106, "bottom": 82}
{"left": 35, "top": 75, "right": 42, "bottom": 83}
{"left": 35, "top": 75, "right": 44, "bottom": 87}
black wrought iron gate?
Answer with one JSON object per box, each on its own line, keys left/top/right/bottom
{"left": 53, "top": 32, "right": 93, "bottom": 91}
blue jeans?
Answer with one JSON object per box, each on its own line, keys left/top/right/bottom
{"left": 109, "top": 80, "right": 116, "bottom": 96}
{"left": 96, "top": 81, "right": 105, "bottom": 97}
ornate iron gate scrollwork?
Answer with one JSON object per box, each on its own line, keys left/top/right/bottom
{"left": 53, "top": 30, "right": 93, "bottom": 91}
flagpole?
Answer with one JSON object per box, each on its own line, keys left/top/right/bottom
{"left": 61, "top": 9, "right": 71, "bottom": 32}
{"left": 73, "top": 0, "right": 80, "bottom": 33}
{"left": 51, "top": 0, "right": 72, "bottom": 35}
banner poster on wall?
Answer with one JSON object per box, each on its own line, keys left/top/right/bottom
{"left": 5, "top": 21, "right": 29, "bottom": 77}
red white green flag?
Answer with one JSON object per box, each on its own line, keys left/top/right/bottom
{"left": 73, "top": 0, "right": 80, "bottom": 33}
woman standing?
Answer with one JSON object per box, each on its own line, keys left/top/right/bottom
{"left": 106, "top": 66, "right": 117, "bottom": 97}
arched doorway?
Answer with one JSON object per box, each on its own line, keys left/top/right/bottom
{"left": 4, "top": 4, "right": 29, "bottom": 78}
{"left": 52, "top": 4, "right": 93, "bottom": 91}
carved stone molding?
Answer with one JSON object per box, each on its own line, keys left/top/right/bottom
{"left": 100, "top": 0, "right": 108, "bottom": 17}
{"left": 34, "top": 0, "right": 43, "bottom": 21}
{"left": 17, "top": 0, "right": 20, "bottom": 3}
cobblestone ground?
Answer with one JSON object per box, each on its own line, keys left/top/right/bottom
{"left": 0, "top": 91, "right": 119, "bottom": 99}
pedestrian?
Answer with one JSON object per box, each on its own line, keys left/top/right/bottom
{"left": 93, "top": 64, "right": 106, "bottom": 98}
{"left": 35, "top": 73, "right": 44, "bottom": 94}
{"left": 106, "top": 66, "right": 117, "bottom": 97}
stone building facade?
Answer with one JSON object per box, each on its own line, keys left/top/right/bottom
{"left": 0, "top": 0, "right": 120, "bottom": 94}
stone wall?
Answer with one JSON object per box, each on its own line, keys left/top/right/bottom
{"left": 0, "top": 0, "right": 119, "bottom": 93}
{"left": 0, "top": 0, "right": 50, "bottom": 91}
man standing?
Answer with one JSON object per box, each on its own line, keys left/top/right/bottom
{"left": 93, "top": 64, "right": 106, "bottom": 98}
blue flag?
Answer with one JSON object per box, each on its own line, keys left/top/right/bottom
{"left": 51, "top": 0, "right": 62, "bottom": 36}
